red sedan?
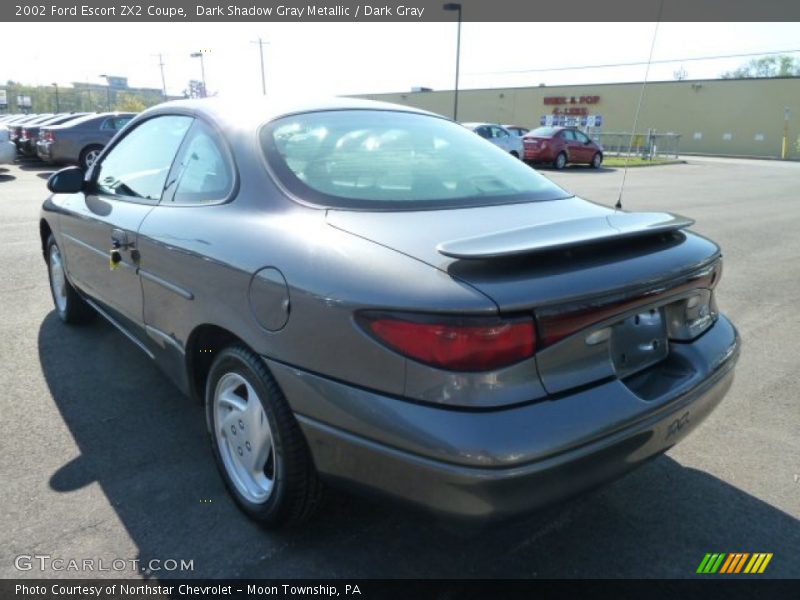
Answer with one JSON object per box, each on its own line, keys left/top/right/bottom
{"left": 523, "top": 126, "right": 604, "bottom": 169}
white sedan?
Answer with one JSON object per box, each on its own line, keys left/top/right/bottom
{"left": 0, "top": 127, "right": 15, "bottom": 164}
{"left": 462, "top": 122, "right": 524, "bottom": 159}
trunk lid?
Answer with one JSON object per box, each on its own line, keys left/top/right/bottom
{"left": 325, "top": 197, "right": 720, "bottom": 311}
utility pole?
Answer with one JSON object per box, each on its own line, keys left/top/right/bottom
{"left": 157, "top": 53, "right": 168, "bottom": 100}
{"left": 251, "top": 37, "right": 269, "bottom": 96}
{"left": 99, "top": 74, "right": 112, "bottom": 111}
{"left": 442, "top": 3, "right": 462, "bottom": 121}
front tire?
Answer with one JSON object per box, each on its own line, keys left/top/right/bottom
{"left": 554, "top": 152, "right": 567, "bottom": 170}
{"left": 46, "top": 235, "right": 94, "bottom": 324}
{"left": 206, "top": 345, "right": 323, "bottom": 528}
{"left": 591, "top": 152, "right": 603, "bottom": 169}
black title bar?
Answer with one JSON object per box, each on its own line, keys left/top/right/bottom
{"left": 3, "top": 579, "right": 800, "bottom": 600}
{"left": 4, "top": 0, "right": 800, "bottom": 22}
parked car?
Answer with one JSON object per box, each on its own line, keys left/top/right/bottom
{"left": 41, "top": 98, "right": 739, "bottom": 528}
{"left": 0, "top": 126, "right": 15, "bottom": 164}
{"left": 19, "top": 113, "right": 91, "bottom": 157}
{"left": 463, "top": 122, "right": 524, "bottom": 158}
{"left": 9, "top": 114, "right": 54, "bottom": 150}
{"left": 504, "top": 124, "right": 530, "bottom": 137}
{"left": 523, "top": 126, "right": 604, "bottom": 169}
{"left": 37, "top": 112, "right": 135, "bottom": 169}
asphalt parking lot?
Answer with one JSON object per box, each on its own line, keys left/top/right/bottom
{"left": 0, "top": 157, "right": 798, "bottom": 579}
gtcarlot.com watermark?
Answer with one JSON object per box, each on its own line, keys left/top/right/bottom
{"left": 14, "top": 554, "right": 194, "bottom": 574}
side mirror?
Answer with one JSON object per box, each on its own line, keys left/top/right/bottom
{"left": 47, "top": 166, "right": 85, "bottom": 194}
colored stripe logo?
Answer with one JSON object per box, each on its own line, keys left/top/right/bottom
{"left": 696, "top": 553, "right": 773, "bottom": 574}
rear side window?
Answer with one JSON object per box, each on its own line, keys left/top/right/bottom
{"left": 262, "top": 110, "right": 570, "bottom": 210}
{"left": 101, "top": 117, "right": 133, "bottom": 131}
{"left": 95, "top": 115, "right": 193, "bottom": 202}
{"left": 164, "top": 120, "right": 234, "bottom": 205}
{"left": 529, "top": 127, "right": 558, "bottom": 138}
{"left": 491, "top": 126, "right": 509, "bottom": 138}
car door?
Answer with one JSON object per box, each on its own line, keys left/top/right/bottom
{"left": 560, "top": 129, "right": 579, "bottom": 162}
{"left": 134, "top": 118, "right": 237, "bottom": 387}
{"left": 490, "top": 126, "right": 511, "bottom": 152}
{"left": 58, "top": 114, "right": 194, "bottom": 335}
{"left": 573, "top": 130, "right": 593, "bottom": 162}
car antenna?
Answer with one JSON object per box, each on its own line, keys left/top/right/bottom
{"left": 616, "top": 0, "right": 664, "bottom": 211}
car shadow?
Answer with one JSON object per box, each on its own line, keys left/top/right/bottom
{"left": 38, "top": 312, "right": 800, "bottom": 579}
{"left": 0, "top": 174, "right": 16, "bottom": 182}
{"left": 17, "top": 160, "right": 55, "bottom": 173}
{"left": 535, "top": 164, "right": 617, "bottom": 174}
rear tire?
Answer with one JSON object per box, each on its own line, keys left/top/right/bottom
{"left": 591, "top": 152, "right": 603, "bottom": 169}
{"left": 46, "top": 235, "right": 95, "bottom": 324}
{"left": 510, "top": 151, "right": 519, "bottom": 159}
{"left": 79, "top": 145, "right": 103, "bottom": 171}
{"left": 206, "top": 345, "right": 323, "bottom": 528}
{"left": 554, "top": 152, "right": 567, "bottom": 170}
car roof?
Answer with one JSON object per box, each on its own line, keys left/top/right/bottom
{"left": 462, "top": 122, "right": 502, "bottom": 129}
{"left": 27, "top": 113, "right": 90, "bottom": 127}
{"left": 140, "top": 96, "right": 439, "bottom": 132}
{"left": 44, "top": 111, "right": 136, "bottom": 130}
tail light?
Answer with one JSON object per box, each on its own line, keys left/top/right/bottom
{"left": 43, "top": 130, "right": 55, "bottom": 142}
{"left": 21, "top": 129, "right": 30, "bottom": 139}
{"left": 536, "top": 261, "right": 722, "bottom": 348}
{"left": 11, "top": 127, "right": 21, "bottom": 140}
{"left": 358, "top": 312, "right": 536, "bottom": 371}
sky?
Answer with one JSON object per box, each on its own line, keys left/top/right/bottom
{"left": 0, "top": 22, "right": 798, "bottom": 100}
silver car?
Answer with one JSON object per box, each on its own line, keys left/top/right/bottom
{"left": 463, "top": 122, "right": 525, "bottom": 158}
{"left": 37, "top": 112, "right": 135, "bottom": 169}
{"left": 41, "top": 98, "right": 739, "bottom": 528}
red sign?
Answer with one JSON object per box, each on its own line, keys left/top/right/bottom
{"left": 544, "top": 95, "right": 600, "bottom": 105}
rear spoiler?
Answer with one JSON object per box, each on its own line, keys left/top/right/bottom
{"left": 436, "top": 211, "right": 694, "bottom": 260}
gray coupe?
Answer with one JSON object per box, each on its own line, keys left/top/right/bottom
{"left": 41, "top": 98, "right": 740, "bottom": 528}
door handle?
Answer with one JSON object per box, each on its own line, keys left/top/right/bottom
{"left": 111, "top": 228, "right": 133, "bottom": 250}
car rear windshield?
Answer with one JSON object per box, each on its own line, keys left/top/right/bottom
{"left": 261, "top": 110, "right": 571, "bottom": 209}
{"left": 528, "top": 127, "right": 560, "bottom": 138}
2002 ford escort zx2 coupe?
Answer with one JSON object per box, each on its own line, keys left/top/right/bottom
{"left": 40, "top": 98, "right": 740, "bottom": 527}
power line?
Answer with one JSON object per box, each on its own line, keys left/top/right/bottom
{"left": 467, "top": 48, "right": 800, "bottom": 76}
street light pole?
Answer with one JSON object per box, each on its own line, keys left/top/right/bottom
{"left": 442, "top": 3, "right": 462, "bottom": 121}
{"left": 99, "top": 74, "right": 111, "bottom": 111}
{"left": 190, "top": 51, "right": 208, "bottom": 97}
{"left": 52, "top": 83, "right": 60, "bottom": 112}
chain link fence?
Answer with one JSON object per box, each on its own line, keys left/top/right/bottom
{"left": 591, "top": 130, "right": 682, "bottom": 159}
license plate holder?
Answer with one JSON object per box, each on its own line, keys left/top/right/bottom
{"left": 610, "top": 308, "right": 669, "bottom": 378}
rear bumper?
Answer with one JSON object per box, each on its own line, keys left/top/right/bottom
{"left": 268, "top": 315, "right": 740, "bottom": 520}
{"left": 36, "top": 140, "right": 53, "bottom": 161}
{"left": 523, "top": 147, "right": 555, "bottom": 162}
{"left": 0, "top": 141, "right": 15, "bottom": 165}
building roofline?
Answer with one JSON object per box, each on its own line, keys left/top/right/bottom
{"left": 357, "top": 75, "right": 800, "bottom": 97}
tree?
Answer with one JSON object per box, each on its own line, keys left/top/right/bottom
{"left": 114, "top": 93, "right": 147, "bottom": 112}
{"left": 721, "top": 55, "right": 800, "bottom": 79}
